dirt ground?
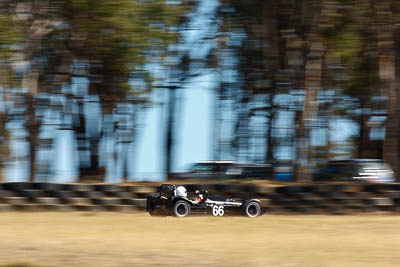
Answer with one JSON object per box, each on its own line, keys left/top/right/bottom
{"left": 0, "top": 212, "right": 400, "bottom": 267}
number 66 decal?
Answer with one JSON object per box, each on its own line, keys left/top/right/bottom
{"left": 212, "top": 205, "right": 224, "bottom": 216}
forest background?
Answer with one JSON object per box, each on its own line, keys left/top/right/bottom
{"left": 0, "top": 0, "right": 397, "bottom": 182}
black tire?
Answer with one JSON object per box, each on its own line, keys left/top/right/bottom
{"left": 244, "top": 201, "right": 261, "bottom": 218}
{"left": 173, "top": 200, "right": 191, "bottom": 217}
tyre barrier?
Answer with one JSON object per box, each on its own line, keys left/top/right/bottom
{"left": 2, "top": 182, "right": 400, "bottom": 213}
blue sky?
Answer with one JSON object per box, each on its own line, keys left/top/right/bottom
{"left": 133, "top": 79, "right": 213, "bottom": 181}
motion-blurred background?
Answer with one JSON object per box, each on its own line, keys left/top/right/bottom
{"left": 0, "top": 0, "right": 398, "bottom": 183}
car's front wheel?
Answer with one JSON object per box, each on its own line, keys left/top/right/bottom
{"left": 174, "top": 200, "right": 191, "bottom": 217}
{"left": 244, "top": 201, "right": 261, "bottom": 218}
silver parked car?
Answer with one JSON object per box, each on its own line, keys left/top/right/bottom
{"left": 313, "top": 159, "right": 395, "bottom": 183}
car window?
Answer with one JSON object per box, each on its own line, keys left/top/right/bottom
{"left": 226, "top": 166, "right": 242, "bottom": 175}
{"left": 190, "top": 163, "right": 217, "bottom": 173}
{"left": 326, "top": 163, "right": 355, "bottom": 181}
{"left": 358, "top": 162, "right": 392, "bottom": 173}
{"left": 218, "top": 163, "right": 232, "bottom": 172}
{"left": 242, "top": 167, "right": 270, "bottom": 176}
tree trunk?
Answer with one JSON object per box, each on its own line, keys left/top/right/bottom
{"left": 375, "top": 2, "right": 398, "bottom": 177}
{"left": 357, "top": 110, "right": 370, "bottom": 158}
{"left": 213, "top": 86, "right": 223, "bottom": 161}
{"left": 25, "top": 94, "right": 40, "bottom": 182}
{"left": 23, "top": 63, "right": 40, "bottom": 182}
{"left": 165, "top": 87, "right": 177, "bottom": 180}
{"left": 295, "top": 12, "right": 325, "bottom": 181}
{"left": 382, "top": 80, "right": 398, "bottom": 174}
{"left": 262, "top": 1, "right": 280, "bottom": 163}
{"left": 18, "top": 1, "right": 54, "bottom": 182}
{"left": 265, "top": 105, "right": 275, "bottom": 162}
{"left": 74, "top": 61, "right": 106, "bottom": 182}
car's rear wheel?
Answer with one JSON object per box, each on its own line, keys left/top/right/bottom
{"left": 244, "top": 201, "right": 261, "bottom": 218}
{"left": 174, "top": 200, "right": 191, "bottom": 217}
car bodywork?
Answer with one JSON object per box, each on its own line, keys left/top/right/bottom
{"left": 170, "top": 161, "right": 273, "bottom": 180}
{"left": 170, "top": 161, "right": 236, "bottom": 180}
{"left": 146, "top": 184, "right": 262, "bottom": 218}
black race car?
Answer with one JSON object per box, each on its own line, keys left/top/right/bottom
{"left": 146, "top": 184, "right": 262, "bottom": 218}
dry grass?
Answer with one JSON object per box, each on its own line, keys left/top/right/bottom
{"left": 0, "top": 212, "right": 400, "bottom": 267}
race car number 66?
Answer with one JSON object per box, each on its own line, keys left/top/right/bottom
{"left": 212, "top": 205, "right": 224, "bottom": 216}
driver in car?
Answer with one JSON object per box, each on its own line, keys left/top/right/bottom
{"left": 175, "top": 186, "right": 206, "bottom": 203}
{"left": 195, "top": 190, "right": 208, "bottom": 203}
{"left": 175, "top": 186, "right": 187, "bottom": 198}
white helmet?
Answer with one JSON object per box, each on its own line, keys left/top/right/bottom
{"left": 175, "top": 186, "right": 187, "bottom": 198}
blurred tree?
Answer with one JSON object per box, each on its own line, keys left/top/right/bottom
{"left": 0, "top": 2, "right": 25, "bottom": 181}
{"left": 60, "top": 0, "right": 194, "bottom": 181}
{"left": 216, "top": 0, "right": 282, "bottom": 162}
{"left": 3, "top": 0, "right": 400, "bottom": 182}
{"left": 0, "top": 0, "right": 193, "bottom": 182}
{"left": 11, "top": 0, "right": 62, "bottom": 182}
{"left": 295, "top": 0, "right": 325, "bottom": 181}
{"left": 163, "top": 35, "right": 198, "bottom": 179}
{"left": 374, "top": 1, "right": 399, "bottom": 176}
